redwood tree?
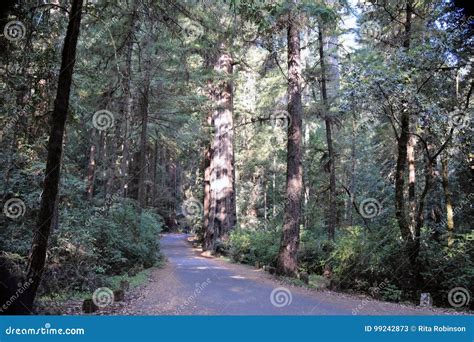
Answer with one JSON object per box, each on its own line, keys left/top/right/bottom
{"left": 203, "top": 42, "right": 237, "bottom": 251}
{"left": 276, "top": 8, "right": 303, "bottom": 277}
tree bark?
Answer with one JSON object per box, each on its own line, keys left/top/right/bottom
{"left": 395, "top": 0, "right": 414, "bottom": 246}
{"left": 137, "top": 74, "right": 150, "bottom": 208}
{"left": 348, "top": 113, "right": 357, "bottom": 226}
{"left": 202, "top": 144, "right": 212, "bottom": 242}
{"left": 441, "top": 153, "right": 454, "bottom": 247}
{"left": 276, "top": 11, "right": 303, "bottom": 277}
{"left": 318, "top": 26, "right": 338, "bottom": 240}
{"left": 395, "top": 110, "right": 413, "bottom": 243}
{"left": 151, "top": 139, "right": 159, "bottom": 206}
{"left": 119, "top": 4, "right": 138, "bottom": 197}
{"left": 408, "top": 134, "right": 417, "bottom": 236}
{"left": 23, "top": 0, "right": 83, "bottom": 310}
{"left": 203, "top": 43, "right": 236, "bottom": 251}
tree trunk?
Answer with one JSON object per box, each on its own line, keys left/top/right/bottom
{"left": 119, "top": 4, "right": 137, "bottom": 197}
{"left": 394, "top": 1, "right": 423, "bottom": 291}
{"left": 151, "top": 139, "right": 159, "bottom": 206}
{"left": 441, "top": 153, "right": 454, "bottom": 246}
{"left": 203, "top": 43, "right": 236, "bottom": 251}
{"left": 408, "top": 130, "right": 417, "bottom": 236}
{"left": 23, "top": 0, "right": 83, "bottom": 310}
{"left": 395, "top": 0, "right": 414, "bottom": 246}
{"left": 202, "top": 144, "right": 212, "bottom": 242}
{"left": 348, "top": 113, "right": 357, "bottom": 226}
{"left": 276, "top": 11, "right": 303, "bottom": 277}
{"left": 137, "top": 75, "right": 150, "bottom": 208}
{"left": 318, "top": 26, "right": 338, "bottom": 240}
{"left": 395, "top": 110, "right": 413, "bottom": 242}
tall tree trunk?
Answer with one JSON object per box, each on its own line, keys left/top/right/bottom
{"left": 23, "top": 0, "right": 83, "bottom": 310}
{"left": 137, "top": 75, "right": 150, "bottom": 208}
{"left": 119, "top": 4, "right": 137, "bottom": 197}
{"left": 395, "top": 109, "right": 413, "bottom": 243}
{"left": 151, "top": 139, "right": 159, "bottom": 206}
{"left": 318, "top": 26, "right": 338, "bottom": 240}
{"left": 348, "top": 113, "right": 357, "bottom": 226}
{"left": 395, "top": 1, "right": 424, "bottom": 291}
{"left": 203, "top": 43, "right": 236, "bottom": 251}
{"left": 415, "top": 151, "right": 434, "bottom": 249}
{"left": 407, "top": 134, "right": 417, "bottom": 236}
{"left": 441, "top": 153, "right": 454, "bottom": 247}
{"left": 276, "top": 11, "right": 303, "bottom": 277}
{"left": 202, "top": 144, "right": 212, "bottom": 241}
{"left": 395, "top": 0, "right": 414, "bottom": 246}
{"left": 264, "top": 174, "right": 268, "bottom": 229}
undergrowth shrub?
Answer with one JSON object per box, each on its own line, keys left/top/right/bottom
{"left": 42, "top": 199, "right": 163, "bottom": 295}
{"left": 298, "top": 230, "right": 334, "bottom": 274}
{"left": 1, "top": 179, "right": 163, "bottom": 296}
{"left": 418, "top": 235, "right": 473, "bottom": 309}
{"left": 328, "top": 224, "right": 409, "bottom": 293}
{"left": 228, "top": 228, "right": 280, "bottom": 266}
{"left": 98, "top": 200, "right": 162, "bottom": 271}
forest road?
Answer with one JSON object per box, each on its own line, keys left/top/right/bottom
{"left": 126, "top": 233, "right": 450, "bottom": 315}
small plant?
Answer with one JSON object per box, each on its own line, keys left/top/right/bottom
{"left": 380, "top": 284, "right": 403, "bottom": 302}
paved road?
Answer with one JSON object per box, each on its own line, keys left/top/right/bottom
{"left": 128, "top": 234, "right": 446, "bottom": 315}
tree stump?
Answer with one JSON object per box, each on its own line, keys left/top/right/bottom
{"left": 114, "top": 289, "right": 125, "bottom": 302}
{"left": 82, "top": 298, "right": 98, "bottom": 313}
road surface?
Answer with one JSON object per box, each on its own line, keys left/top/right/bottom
{"left": 124, "top": 234, "right": 450, "bottom": 315}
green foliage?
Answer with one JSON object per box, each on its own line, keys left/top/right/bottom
{"left": 93, "top": 200, "right": 162, "bottom": 273}
{"left": 108, "top": 268, "right": 155, "bottom": 291}
{"left": 228, "top": 228, "right": 280, "bottom": 266}
{"left": 41, "top": 199, "right": 162, "bottom": 295}
{"left": 328, "top": 225, "right": 407, "bottom": 288}
{"left": 379, "top": 284, "right": 403, "bottom": 302}
{"left": 419, "top": 236, "right": 474, "bottom": 309}
{"left": 298, "top": 230, "right": 334, "bottom": 274}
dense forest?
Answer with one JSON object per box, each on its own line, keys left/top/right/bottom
{"left": 0, "top": 0, "right": 472, "bottom": 315}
